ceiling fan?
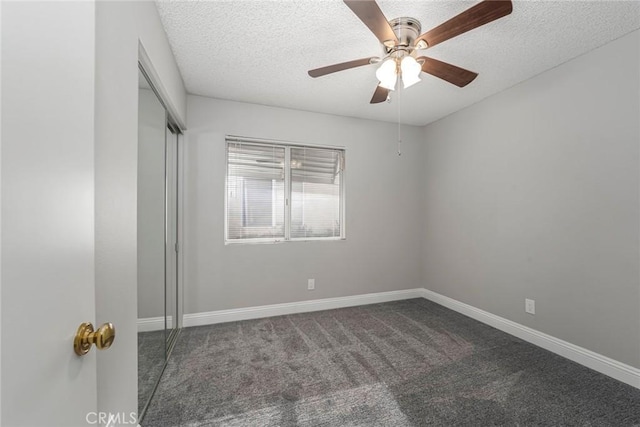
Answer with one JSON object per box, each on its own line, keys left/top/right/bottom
{"left": 308, "top": 0, "right": 513, "bottom": 104}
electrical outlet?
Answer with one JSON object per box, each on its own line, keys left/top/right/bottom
{"left": 525, "top": 298, "right": 535, "bottom": 315}
{"left": 307, "top": 279, "right": 315, "bottom": 290}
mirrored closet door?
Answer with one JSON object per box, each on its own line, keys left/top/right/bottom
{"left": 137, "top": 65, "right": 181, "bottom": 422}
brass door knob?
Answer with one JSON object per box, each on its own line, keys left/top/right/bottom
{"left": 74, "top": 322, "right": 116, "bottom": 356}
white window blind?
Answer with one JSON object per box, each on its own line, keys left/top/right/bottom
{"left": 226, "top": 143, "right": 285, "bottom": 240}
{"left": 290, "top": 147, "right": 342, "bottom": 239}
{"left": 226, "top": 138, "right": 345, "bottom": 243}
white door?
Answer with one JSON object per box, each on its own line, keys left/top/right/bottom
{"left": 2, "top": 2, "right": 135, "bottom": 426}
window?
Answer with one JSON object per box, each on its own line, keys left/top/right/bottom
{"left": 226, "top": 138, "right": 345, "bottom": 243}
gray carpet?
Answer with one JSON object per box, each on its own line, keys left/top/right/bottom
{"left": 139, "top": 330, "right": 167, "bottom": 415}
{"left": 143, "top": 298, "right": 640, "bottom": 426}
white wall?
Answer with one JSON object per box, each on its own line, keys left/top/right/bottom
{"left": 134, "top": 6, "right": 186, "bottom": 127}
{"left": 94, "top": 0, "right": 186, "bottom": 419}
{"left": 184, "top": 96, "right": 424, "bottom": 314}
{"left": 422, "top": 30, "right": 640, "bottom": 368}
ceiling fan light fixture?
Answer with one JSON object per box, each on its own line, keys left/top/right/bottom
{"left": 376, "top": 58, "right": 397, "bottom": 90}
{"left": 401, "top": 56, "right": 422, "bottom": 89}
{"left": 309, "top": 0, "right": 512, "bottom": 104}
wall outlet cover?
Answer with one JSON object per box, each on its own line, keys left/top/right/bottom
{"left": 525, "top": 298, "right": 535, "bottom": 315}
{"left": 308, "top": 279, "right": 315, "bottom": 290}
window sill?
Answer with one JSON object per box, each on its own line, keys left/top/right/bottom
{"left": 224, "top": 237, "right": 346, "bottom": 245}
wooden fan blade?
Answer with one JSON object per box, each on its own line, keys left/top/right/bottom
{"left": 308, "top": 57, "right": 377, "bottom": 78}
{"left": 344, "top": 0, "right": 398, "bottom": 47}
{"left": 416, "top": 0, "right": 512, "bottom": 49}
{"left": 370, "top": 85, "right": 389, "bottom": 104}
{"left": 417, "top": 56, "right": 478, "bottom": 87}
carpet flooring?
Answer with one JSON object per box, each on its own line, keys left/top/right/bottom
{"left": 143, "top": 298, "right": 640, "bottom": 426}
{"left": 139, "top": 330, "right": 167, "bottom": 415}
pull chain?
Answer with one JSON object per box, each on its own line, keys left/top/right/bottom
{"left": 397, "top": 83, "right": 402, "bottom": 156}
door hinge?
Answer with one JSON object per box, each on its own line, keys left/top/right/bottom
{"left": 175, "top": 242, "right": 179, "bottom": 253}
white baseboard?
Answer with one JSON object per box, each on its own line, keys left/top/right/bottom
{"left": 183, "top": 288, "right": 424, "bottom": 328}
{"left": 420, "top": 288, "right": 640, "bottom": 389}
{"left": 137, "top": 315, "right": 173, "bottom": 332}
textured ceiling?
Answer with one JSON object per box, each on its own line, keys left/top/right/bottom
{"left": 156, "top": 1, "right": 640, "bottom": 126}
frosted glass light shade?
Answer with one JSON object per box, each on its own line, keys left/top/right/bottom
{"left": 401, "top": 56, "right": 422, "bottom": 89}
{"left": 376, "top": 58, "right": 397, "bottom": 90}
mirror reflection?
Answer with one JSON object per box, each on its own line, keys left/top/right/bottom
{"left": 137, "top": 66, "right": 180, "bottom": 422}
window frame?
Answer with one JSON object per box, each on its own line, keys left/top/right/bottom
{"left": 225, "top": 136, "right": 346, "bottom": 244}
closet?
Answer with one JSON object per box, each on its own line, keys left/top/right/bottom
{"left": 137, "top": 64, "right": 181, "bottom": 421}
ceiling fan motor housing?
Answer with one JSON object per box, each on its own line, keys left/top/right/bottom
{"left": 386, "top": 17, "right": 422, "bottom": 56}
